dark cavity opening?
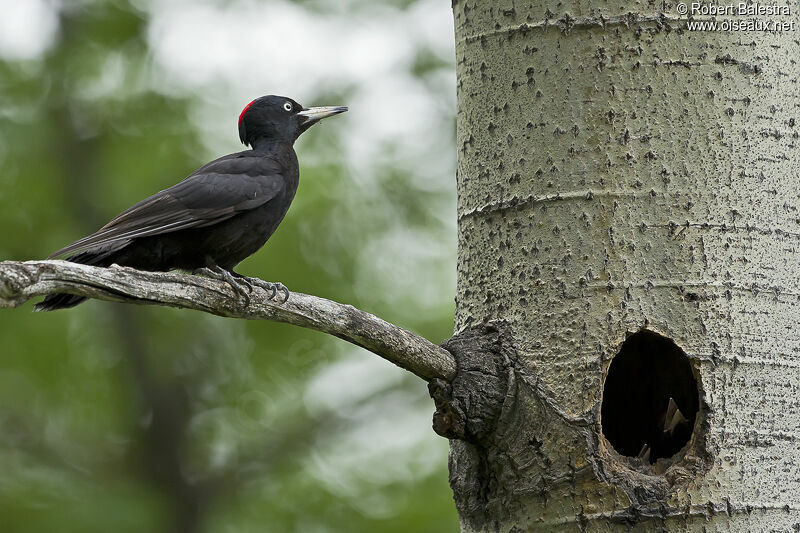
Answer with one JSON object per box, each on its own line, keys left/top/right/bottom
{"left": 601, "top": 330, "right": 698, "bottom": 464}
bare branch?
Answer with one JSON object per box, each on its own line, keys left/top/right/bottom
{"left": 0, "top": 260, "right": 456, "bottom": 381}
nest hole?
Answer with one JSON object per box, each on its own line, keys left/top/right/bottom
{"left": 601, "top": 330, "right": 699, "bottom": 464}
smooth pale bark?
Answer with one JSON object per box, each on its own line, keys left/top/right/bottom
{"left": 451, "top": 0, "right": 800, "bottom": 530}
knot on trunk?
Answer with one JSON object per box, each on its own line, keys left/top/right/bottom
{"left": 428, "top": 321, "right": 516, "bottom": 445}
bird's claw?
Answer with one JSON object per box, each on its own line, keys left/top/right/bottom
{"left": 240, "top": 277, "right": 290, "bottom": 303}
{"left": 194, "top": 266, "right": 252, "bottom": 306}
{"left": 194, "top": 267, "right": 289, "bottom": 304}
{"left": 276, "top": 283, "right": 290, "bottom": 303}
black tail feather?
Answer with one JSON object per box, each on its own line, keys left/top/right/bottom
{"left": 34, "top": 249, "right": 116, "bottom": 312}
{"left": 34, "top": 293, "right": 88, "bottom": 312}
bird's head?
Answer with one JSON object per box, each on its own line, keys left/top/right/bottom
{"left": 238, "top": 95, "right": 347, "bottom": 147}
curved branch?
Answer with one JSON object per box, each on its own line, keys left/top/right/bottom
{"left": 0, "top": 260, "right": 456, "bottom": 381}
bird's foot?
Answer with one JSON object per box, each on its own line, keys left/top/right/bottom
{"left": 193, "top": 266, "right": 289, "bottom": 304}
{"left": 194, "top": 266, "right": 252, "bottom": 306}
{"left": 232, "top": 274, "right": 290, "bottom": 303}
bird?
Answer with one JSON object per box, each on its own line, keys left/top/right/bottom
{"left": 35, "top": 95, "right": 347, "bottom": 311}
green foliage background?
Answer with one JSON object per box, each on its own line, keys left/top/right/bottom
{"left": 0, "top": 1, "right": 457, "bottom": 531}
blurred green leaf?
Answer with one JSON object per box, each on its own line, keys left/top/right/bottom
{"left": 0, "top": 1, "right": 457, "bottom": 531}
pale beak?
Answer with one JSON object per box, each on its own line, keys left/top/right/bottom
{"left": 297, "top": 106, "right": 348, "bottom": 125}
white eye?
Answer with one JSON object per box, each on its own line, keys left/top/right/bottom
{"left": 283, "top": 102, "right": 293, "bottom": 112}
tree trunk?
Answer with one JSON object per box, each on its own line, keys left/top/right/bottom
{"left": 447, "top": 1, "right": 800, "bottom": 530}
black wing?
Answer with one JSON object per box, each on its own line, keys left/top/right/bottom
{"left": 49, "top": 152, "right": 286, "bottom": 258}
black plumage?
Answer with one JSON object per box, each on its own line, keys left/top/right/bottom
{"left": 36, "top": 95, "right": 346, "bottom": 311}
